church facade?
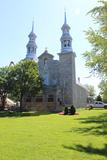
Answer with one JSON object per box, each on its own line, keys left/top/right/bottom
{"left": 23, "top": 13, "right": 88, "bottom": 112}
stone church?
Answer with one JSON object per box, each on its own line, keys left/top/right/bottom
{"left": 23, "top": 13, "right": 88, "bottom": 112}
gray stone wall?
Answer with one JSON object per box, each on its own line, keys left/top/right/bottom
{"left": 74, "top": 84, "right": 88, "bottom": 107}
{"left": 47, "top": 60, "right": 60, "bottom": 86}
{"left": 38, "top": 51, "right": 60, "bottom": 86}
{"left": 58, "top": 52, "right": 76, "bottom": 105}
{"left": 22, "top": 93, "right": 63, "bottom": 112}
{"left": 37, "top": 50, "right": 88, "bottom": 110}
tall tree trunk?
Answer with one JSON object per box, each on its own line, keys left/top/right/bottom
{"left": 0, "top": 92, "right": 7, "bottom": 111}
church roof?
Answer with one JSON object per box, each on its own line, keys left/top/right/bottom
{"left": 38, "top": 49, "right": 54, "bottom": 59}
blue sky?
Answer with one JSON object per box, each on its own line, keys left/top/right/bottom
{"left": 0, "top": 0, "right": 100, "bottom": 93}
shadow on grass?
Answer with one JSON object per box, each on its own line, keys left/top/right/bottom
{"left": 63, "top": 144, "right": 107, "bottom": 157}
{"left": 67, "top": 112, "right": 107, "bottom": 136}
{"left": 76, "top": 113, "right": 107, "bottom": 124}
{"left": 0, "top": 111, "right": 53, "bottom": 118}
{"left": 70, "top": 125, "right": 107, "bottom": 136}
{"left": 63, "top": 112, "right": 107, "bottom": 157}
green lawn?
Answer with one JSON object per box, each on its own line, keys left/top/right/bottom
{"left": 0, "top": 109, "right": 107, "bottom": 160}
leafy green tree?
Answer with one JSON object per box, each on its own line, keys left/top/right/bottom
{"left": 8, "top": 60, "right": 42, "bottom": 111}
{"left": 0, "top": 67, "right": 10, "bottom": 110}
{"left": 0, "top": 66, "right": 10, "bottom": 90}
{"left": 83, "top": 0, "right": 107, "bottom": 77}
{"left": 96, "top": 94, "right": 102, "bottom": 101}
{"left": 0, "top": 60, "right": 42, "bottom": 111}
{"left": 98, "top": 79, "right": 107, "bottom": 102}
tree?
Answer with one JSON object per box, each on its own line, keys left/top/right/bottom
{"left": 9, "top": 60, "right": 42, "bottom": 111}
{"left": 0, "top": 60, "right": 42, "bottom": 111}
{"left": 96, "top": 94, "right": 102, "bottom": 101}
{"left": 83, "top": 0, "right": 107, "bottom": 78}
{"left": 0, "top": 67, "right": 10, "bottom": 110}
{"left": 98, "top": 79, "right": 107, "bottom": 102}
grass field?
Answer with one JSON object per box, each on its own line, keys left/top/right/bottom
{"left": 0, "top": 109, "right": 107, "bottom": 160}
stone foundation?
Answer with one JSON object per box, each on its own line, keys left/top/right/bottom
{"left": 22, "top": 94, "right": 63, "bottom": 112}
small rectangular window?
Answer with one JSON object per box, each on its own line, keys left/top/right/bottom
{"left": 26, "top": 97, "right": 31, "bottom": 102}
{"left": 36, "top": 96, "right": 43, "bottom": 102}
{"left": 48, "top": 95, "right": 54, "bottom": 102}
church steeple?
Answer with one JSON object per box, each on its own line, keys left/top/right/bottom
{"left": 26, "top": 21, "right": 37, "bottom": 60}
{"left": 64, "top": 11, "right": 67, "bottom": 24}
{"left": 60, "top": 12, "right": 72, "bottom": 53}
{"left": 32, "top": 20, "right": 34, "bottom": 33}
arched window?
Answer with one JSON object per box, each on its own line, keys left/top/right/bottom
{"left": 31, "top": 47, "right": 34, "bottom": 53}
{"left": 43, "top": 58, "right": 49, "bottom": 85}
{"left": 68, "top": 40, "right": 71, "bottom": 47}
{"left": 44, "top": 58, "right": 48, "bottom": 65}
{"left": 28, "top": 47, "right": 30, "bottom": 53}
{"left": 64, "top": 40, "right": 67, "bottom": 47}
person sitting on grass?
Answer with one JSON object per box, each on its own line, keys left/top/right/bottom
{"left": 64, "top": 106, "right": 68, "bottom": 115}
{"left": 68, "top": 105, "right": 76, "bottom": 115}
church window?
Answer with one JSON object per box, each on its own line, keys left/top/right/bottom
{"left": 48, "top": 95, "right": 54, "bottom": 102}
{"left": 26, "top": 97, "right": 31, "bottom": 102}
{"left": 64, "top": 40, "right": 67, "bottom": 47}
{"left": 31, "top": 47, "right": 34, "bottom": 53}
{"left": 28, "top": 47, "right": 30, "bottom": 53}
{"left": 68, "top": 40, "right": 71, "bottom": 47}
{"left": 36, "top": 96, "right": 43, "bottom": 102}
{"left": 44, "top": 58, "right": 48, "bottom": 65}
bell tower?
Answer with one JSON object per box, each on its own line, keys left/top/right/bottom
{"left": 60, "top": 12, "right": 72, "bottom": 53}
{"left": 59, "top": 12, "right": 76, "bottom": 105}
{"left": 26, "top": 21, "right": 37, "bottom": 60}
